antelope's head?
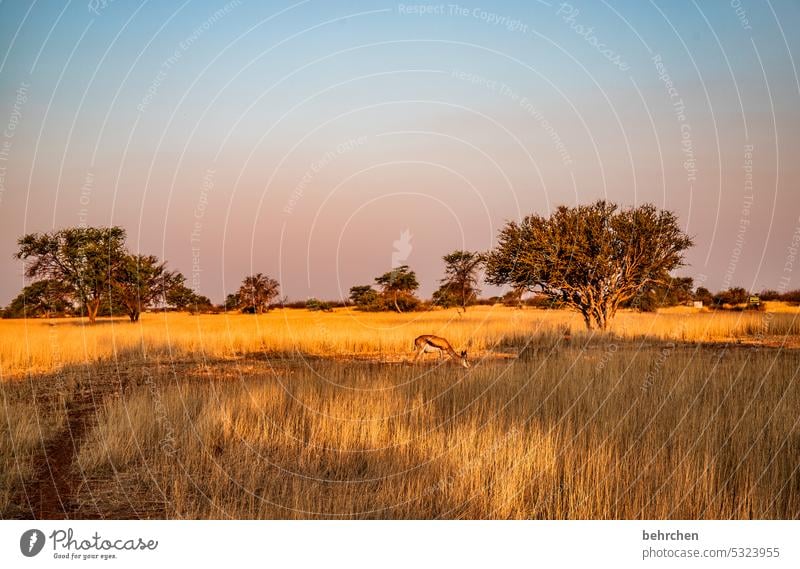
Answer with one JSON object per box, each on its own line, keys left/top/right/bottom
{"left": 460, "top": 350, "right": 470, "bottom": 368}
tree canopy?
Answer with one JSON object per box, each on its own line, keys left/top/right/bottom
{"left": 436, "top": 250, "right": 484, "bottom": 311}
{"left": 485, "top": 201, "right": 693, "bottom": 329}
{"left": 15, "top": 227, "right": 127, "bottom": 323}
{"left": 349, "top": 285, "right": 379, "bottom": 309}
{"left": 375, "top": 265, "right": 419, "bottom": 313}
{"left": 237, "top": 273, "right": 280, "bottom": 313}
{"left": 12, "top": 226, "right": 214, "bottom": 322}
{"left": 113, "top": 254, "right": 183, "bottom": 322}
{"left": 2, "top": 279, "right": 75, "bottom": 319}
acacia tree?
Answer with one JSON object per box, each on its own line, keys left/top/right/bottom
{"left": 113, "top": 254, "right": 183, "bottom": 322}
{"left": 375, "top": 265, "right": 419, "bottom": 313}
{"left": 485, "top": 201, "right": 693, "bottom": 330}
{"left": 438, "top": 250, "right": 484, "bottom": 312}
{"left": 237, "top": 273, "right": 280, "bottom": 314}
{"left": 349, "top": 285, "right": 379, "bottom": 310}
{"left": 15, "top": 226, "right": 127, "bottom": 323}
{"left": 224, "top": 293, "right": 241, "bottom": 311}
{"left": 165, "top": 278, "right": 212, "bottom": 313}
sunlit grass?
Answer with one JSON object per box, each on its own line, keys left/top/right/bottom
{"left": 2, "top": 304, "right": 800, "bottom": 519}
{"left": 1, "top": 305, "right": 799, "bottom": 378}
{"left": 72, "top": 349, "right": 800, "bottom": 519}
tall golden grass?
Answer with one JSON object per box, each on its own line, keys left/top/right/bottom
{"left": 71, "top": 348, "right": 800, "bottom": 519}
{"left": 0, "top": 384, "right": 66, "bottom": 513}
{"left": 1, "top": 305, "right": 798, "bottom": 378}
{"left": 2, "top": 305, "right": 799, "bottom": 519}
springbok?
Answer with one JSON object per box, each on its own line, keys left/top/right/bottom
{"left": 412, "top": 335, "right": 470, "bottom": 368}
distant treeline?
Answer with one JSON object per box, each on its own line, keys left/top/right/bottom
{"left": 4, "top": 202, "right": 793, "bottom": 328}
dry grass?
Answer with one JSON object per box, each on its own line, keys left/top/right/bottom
{"left": 70, "top": 347, "right": 800, "bottom": 519}
{"left": 2, "top": 305, "right": 800, "bottom": 519}
{"left": 1, "top": 305, "right": 798, "bottom": 377}
{"left": 0, "top": 381, "right": 67, "bottom": 514}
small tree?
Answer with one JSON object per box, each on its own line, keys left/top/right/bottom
{"left": 224, "top": 293, "right": 242, "bottom": 310}
{"left": 781, "top": 290, "right": 800, "bottom": 305}
{"left": 2, "top": 279, "right": 75, "bottom": 318}
{"left": 713, "top": 287, "right": 749, "bottom": 307}
{"left": 627, "top": 276, "right": 694, "bottom": 312}
{"left": 164, "top": 280, "right": 212, "bottom": 313}
{"left": 759, "top": 289, "right": 781, "bottom": 301}
{"left": 224, "top": 293, "right": 241, "bottom": 311}
{"left": 486, "top": 201, "right": 693, "bottom": 330}
{"left": 375, "top": 265, "right": 419, "bottom": 313}
{"left": 432, "top": 285, "right": 459, "bottom": 308}
{"left": 237, "top": 273, "right": 280, "bottom": 314}
{"left": 694, "top": 287, "right": 714, "bottom": 307}
{"left": 113, "top": 254, "right": 182, "bottom": 322}
{"left": 15, "top": 226, "right": 127, "bottom": 323}
{"left": 438, "top": 250, "right": 484, "bottom": 311}
{"left": 349, "top": 285, "right": 377, "bottom": 307}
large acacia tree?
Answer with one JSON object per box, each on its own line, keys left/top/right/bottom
{"left": 485, "top": 201, "right": 693, "bottom": 330}
{"left": 15, "top": 226, "right": 127, "bottom": 323}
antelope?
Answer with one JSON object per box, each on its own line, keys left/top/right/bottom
{"left": 412, "top": 335, "right": 470, "bottom": 368}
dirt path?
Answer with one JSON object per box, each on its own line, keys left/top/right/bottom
{"left": 20, "top": 382, "right": 113, "bottom": 519}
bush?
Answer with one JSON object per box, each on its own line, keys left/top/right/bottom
{"left": 306, "top": 298, "right": 333, "bottom": 312}
{"left": 713, "top": 287, "right": 749, "bottom": 307}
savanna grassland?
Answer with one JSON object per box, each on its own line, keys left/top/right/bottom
{"left": 2, "top": 305, "right": 800, "bottom": 519}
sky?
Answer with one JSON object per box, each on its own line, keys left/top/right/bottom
{"left": 1, "top": 0, "right": 799, "bottom": 305}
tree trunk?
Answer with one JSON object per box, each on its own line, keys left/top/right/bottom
{"left": 581, "top": 310, "right": 593, "bottom": 330}
{"left": 393, "top": 292, "right": 401, "bottom": 313}
{"left": 87, "top": 298, "right": 101, "bottom": 324}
